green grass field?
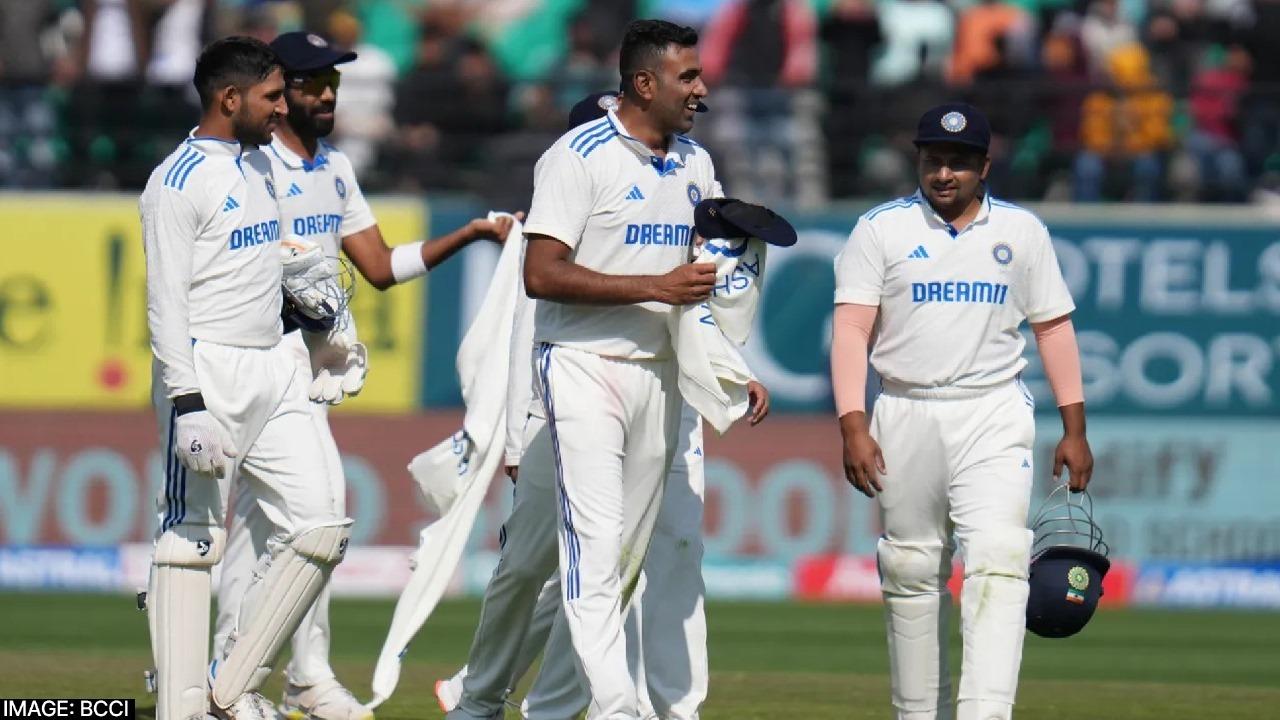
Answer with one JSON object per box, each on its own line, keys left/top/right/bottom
{"left": 1, "top": 593, "right": 1277, "bottom": 718}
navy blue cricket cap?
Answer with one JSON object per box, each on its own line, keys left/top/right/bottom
{"left": 694, "top": 198, "right": 797, "bottom": 247}
{"left": 913, "top": 102, "right": 991, "bottom": 153}
{"left": 568, "top": 92, "right": 619, "bottom": 130}
{"left": 270, "top": 32, "right": 356, "bottom": 74}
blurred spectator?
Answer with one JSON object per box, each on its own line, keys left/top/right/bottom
{"left": 1241, "top": 0, "right": 1280, "bottom": 178}
{"left": 391, "top": 28, "right": 509, "bottom": 192}
{"left": 1075, "top": 43, "right": 1175, "bottom": 201}
{"left": 820, "top": 0, "right": 884, "bottom": 198}
{"left": 872, "top": 0, "right": 954, "bottom": 87}
{"left": 328, "top": 9, "right": 397, "bottom": 179}
{"left": 1081, "top": 0, "right": 1137, "bottom": 78}
{"left": 1186, "top": 44, "right": 1250, "bottom": 201}
{"left": 0, "top": 0, "right": 65, "bottom": 187}
{"left": 701, "top": 0, "right": 818, "bottom": 88}
{"left": 971, "top": 36, "right": 1040, "bottom": 196}
{"left": 358, "top": 0, "right": 430, "bottom": 75}
{"left": 948, "top": 0, "right": 1034, "bottom": 86}
{"left": 555, "top": 10, "right": 620, "bottom": 110}
{"left": 1037, "top": 25, "right": 1090, "bottom": 198}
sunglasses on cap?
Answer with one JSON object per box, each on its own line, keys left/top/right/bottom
{"left": 286, "top": 69, "right": 341, "bottom": 93}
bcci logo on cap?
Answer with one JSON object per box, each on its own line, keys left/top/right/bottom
{"left": 307, "top": 33, "right": 328, "bottom": 48}
{"left": 941, "top": 111, "right": 968, "bottom": 133}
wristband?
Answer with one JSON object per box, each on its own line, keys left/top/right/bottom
{"left": 390, "top": 242, "right": 427, "bottom": 284}
{"left": 172, "top": 392, "right": 206, "bottom": 416}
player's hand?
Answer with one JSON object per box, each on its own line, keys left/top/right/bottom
{"left": 840, "top": 412, "right": 885, "bottom": 498}
{"left": 504, "top": 465, "right": 519, "bottom": 483}
{"left": 467, "top": 212, "right": 525, "bottom": 245}
{"left": 653, "top": 262, "right": 716, "bottom": 305}
{"left": 1054, "top": 433, "right": 1093, "bottom": 492}
{"left": 173, "top": 410, "right": 238, "bottom": 479}
{"left": 746, "top": 380, "right": 770, "bottom": 425}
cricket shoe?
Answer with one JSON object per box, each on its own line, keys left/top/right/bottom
{"left": 434, "top": 679, "right": 461, "bottom": 713}
{"left": 281, "top": 679, "right": 373, "bottom": 720}
{"left": 212, "top": 691, "right": 283, "bottom": 720}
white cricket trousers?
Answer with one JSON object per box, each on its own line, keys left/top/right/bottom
{"left": 870, "top": 379, "right": 1036, "bottom": 720}
{"left": 537, "top": 342, "right": 683, "bottom": 720}
{"left": 524, "top": 403, "right": 708, "bottom": 720}
{"left": 213, "top": 329, "right": 345, "bottom": 687}
{"left": 446, "top": 408, "right": 707, "bottom": 720}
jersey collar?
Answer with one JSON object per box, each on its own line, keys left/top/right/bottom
{"left": 185, "top": 128, "right": 241, "bottom": 157}
{"left": 915, "top": 187, "right": 992, "bottom": 238}
{"left": 268, "top": 134, "right": 331, "bottom": 172}
{"left": 607, "top": 109, "right": 685, "bottom": 176}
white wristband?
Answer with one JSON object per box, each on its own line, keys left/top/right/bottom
{"left": 390, "top": 242, "right": 427, "bottom": 283}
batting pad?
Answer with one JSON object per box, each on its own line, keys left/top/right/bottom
{"left": 149, "top": 525, "right": 225, "bottom": 720}
{"left": 211, "top": 519, "right": 352, "bottom": 709}
{"left": 877, "top": 538, "right": 954, "bottom": 719}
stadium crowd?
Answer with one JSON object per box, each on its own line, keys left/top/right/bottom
{"left": 2, "top": 0, "right": 1279, "bottom": 207}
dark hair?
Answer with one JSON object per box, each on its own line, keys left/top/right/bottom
{"left": 193, "top": 36, "right": 282, "bottom": 108}
{"left": 618, "top": 19, "right": 698, "bottom": 97}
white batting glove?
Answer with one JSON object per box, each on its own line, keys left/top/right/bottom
{"left": 304, "top": 329, "right": 368, "bottom": 405}
{"left": 173, "top": 410, "right": 238, "bottom": 478}
{"left": 282, "top": 235, "right": 343, "bottom": 322}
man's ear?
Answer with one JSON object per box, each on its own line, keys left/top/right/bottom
{"left": 219, "top": 84, "right": 241, "bottom": 115}
{"left": 632, "top": 69, "right": 657, "bottom": 102}
{"left": 981, "top": 154, "right": 992, "bottom": 180}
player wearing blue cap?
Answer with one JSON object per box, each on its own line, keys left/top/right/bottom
{"left": 831, "top": 102, "right": 1094, "bottom": 720}
{"left": 207, "top": 30, "right": 514, "bottom": 720}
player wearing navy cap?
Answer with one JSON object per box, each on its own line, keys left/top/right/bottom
{"left": 209, "top": 30, "right": 515, "bottom": 720}
{"left": 831, "top": 102, "right": 1094, "bottom": 720}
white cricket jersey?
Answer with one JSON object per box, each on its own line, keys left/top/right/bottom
{"left": 523, "top": 109, "right": 722, "bottom": 359}
{"left": 834, "top": 190, "right": 1075, "bottom": 390}
{"left": 266, "top": 135, "right": 377, "bottom": 259}
{"left": 140, "top": 132, "right": 283, "bottom": 399}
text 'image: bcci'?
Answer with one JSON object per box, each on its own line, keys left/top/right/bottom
{"left": 0, "top": 699, "right": 135, "bottom": 720}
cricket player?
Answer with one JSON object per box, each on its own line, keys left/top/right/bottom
{"left": 439, "top": 91, "right": 767, "bottom": 720}
{"left": 141, "top": 36, "right": 352, "bottom": 720}
{"left": 521, "top": 19, "right": 722, "bottom": 719}
{"left": 831, "top": 103, "right": 1094, "bottom": 720}
{"left": 210, "top": 31, "right": 515, "bottom": 720}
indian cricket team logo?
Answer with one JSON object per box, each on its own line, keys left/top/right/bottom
{"left": 265, "top": 178, "right": 276, "bottom": 198}
{"left": 992, "top": 242, "right": 1013, "bottom": 265}
{"left": 335, "top": 177, "right": 347, "bottom": 199}
{"left": 941, "top": 111, "right": 967, "bottom": 133}
{"left": 307, "top": 33, "right": 328, "bottom": 47}
{"left": 686, "top": 182, "right": 702, "bottom": 207}
{"left": 1068, "top": 566, "right": 1090, "bottom": 591}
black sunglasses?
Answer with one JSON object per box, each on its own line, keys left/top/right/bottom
{"left": 287, "top": 70, "right": 341, "bottom": 93}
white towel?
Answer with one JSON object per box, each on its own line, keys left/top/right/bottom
{"left": 671, "top": 237, "right": 768, "bottom": 435}
{"left": 369, "top": 213, "right": 529, "bottom": 707}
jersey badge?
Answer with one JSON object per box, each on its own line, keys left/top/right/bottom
{"left": 686, "top": 182, "right": 702, "bottom": 207}
{"left": 992, "top": 242, "right": 1013, "bottom": 265}
{"left": 335, "top": 176, "right": 347, "bottom": 199}
{"left": 941, "top": 111, "right": 967, "bottom": 133}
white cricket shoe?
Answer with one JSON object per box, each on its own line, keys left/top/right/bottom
{"left": 213, "top": 691, "right": 282, "bottom": 720}
{"left": 434, "top": 679, "right": 461, "bottom": 713}
{"left": 281, "top": 679, "right": 373, "bottom": 720}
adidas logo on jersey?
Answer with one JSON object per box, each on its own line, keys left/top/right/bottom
{"left": 907, "top": 245, "right": 929, "bottom": 259}
{"left": 625, "top": 184, "right": 645, "bottom": 201}
{"left": 222, "top": 196, "right": 240, "bottom": 212}
{"left": 286, "top": 182, "right": 304, "bottom": 198}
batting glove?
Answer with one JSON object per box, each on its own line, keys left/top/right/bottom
{"left": 173, "top": 410, "right": 238, "bottom": 478}
{"left": 304, "top": 328, "right": 368, "bottom": 405}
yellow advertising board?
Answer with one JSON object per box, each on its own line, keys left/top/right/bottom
{"left": 0, "top": 193, "right": 425, "bottom": 413}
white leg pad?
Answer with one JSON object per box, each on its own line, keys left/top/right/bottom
{"left": 211, "top": 519, "right": 352, "bottom": 709}
{"left": 150, "top": 525, "right": 225, "bottom": 720}
{"left": 958, "top": 527, "right": 1032, "bottom": 709}
{"left": 878, "top": 538, "right": 954, "bottom": 720}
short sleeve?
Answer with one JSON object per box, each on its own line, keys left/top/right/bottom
{"left": 833, "top": 218, "right": 885, "bottom": 305}
{"left": 1022, "top": 225, "right": 1076, "bottom": 322}
{"left": 523, "top": 147, "right": 592, "bottom": 250}
{"left": 339, "top": 163, "right": 377, "bottom": 238}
